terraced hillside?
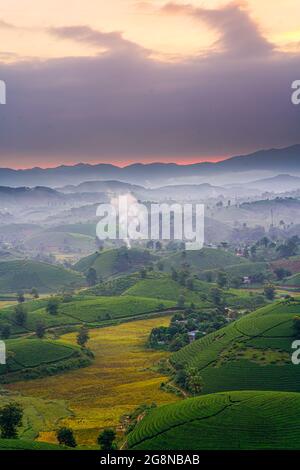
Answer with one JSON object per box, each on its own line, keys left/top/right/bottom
{"left": 0, "top": 338, "right": 90, "bottom": 383}
{"left": 171, "top": 299, "right": 300, "bottom": 394}
{"left": 0, "top": 260, "right": 85, "bottom": 293}
{"left": 128, "top": 391, "right": 300, "bottom": 450}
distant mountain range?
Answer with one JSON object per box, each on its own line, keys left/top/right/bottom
{"left": 248, "top": 174, "right": 300, "bottom": 192}
{"left": 0, "top": 144, "right": 299, "bottom": 187}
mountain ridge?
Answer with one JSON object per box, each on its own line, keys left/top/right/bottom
{"left": 0, "top": 144, "right": 299, "bottom": 187}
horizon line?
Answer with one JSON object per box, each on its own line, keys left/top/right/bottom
{"left": 0, "top": 156, "right": 228, "bottom": 171}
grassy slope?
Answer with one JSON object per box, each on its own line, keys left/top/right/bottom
{"left": 171, "top": 299, "right": 300, "bottom": 394}
{"left": 128, "top": 390, "right": 300, "bottom": 450}
{"left": 0, "top": 392, "right": 71, "bottom": 440}
{"left": 0, "top": 295, "right": 176, "bottom": 335}
{"left": 74, "top": 248, "right": 157, "bottom": 279}
{"left": 26, "top": 230, "right": 96, "bottom": 253}
{"left": 85, "top": 271, "right": 264, "bottom": 310}
{"left": 163, "top": 248, "right": 247, "bottom": 275}
{"left": 124, "top": 276, "right": 211, "bottom": 306}
{"left": 0, "top": 260, "right": 84, "bottom": 293}
{"left": 0, "top": 338, "right": 90, "bottom": 383}
{"left": 0, "top": 439, "right": 63, "bottom": 450}
{"left": 283, "top": 273, "right": 300, "bottom": 286}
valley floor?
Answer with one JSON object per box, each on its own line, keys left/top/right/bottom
{"left": 6, "top": 315, "right": 179, "bottom": 446}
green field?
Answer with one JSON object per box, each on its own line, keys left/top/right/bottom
{"left": 171, "top": 299, "right": 300, "bottom": 394}
{"left": 127, "top": 390, "right": 300, "bottom": 450}
{"left": 0, "top": 260, "right": 85, "bottom": 293}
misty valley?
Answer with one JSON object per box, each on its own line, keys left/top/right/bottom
{"left": 0, "top": 145, "right": 299, "bottom": 451}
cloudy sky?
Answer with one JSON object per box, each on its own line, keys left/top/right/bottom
{"left": 0, "top": 0, "right": 299, "bottom": 168}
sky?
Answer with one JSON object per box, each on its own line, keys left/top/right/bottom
{"left": 0, "top": 0, "right": 299, "bottom": 168}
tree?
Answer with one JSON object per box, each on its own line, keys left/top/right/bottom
{"left": 30, "top": 288, "right": 39, "bottom": 299}
{"left": 277, "top": 237, "right": 298, "bottom": 258}
{"left": 205, "top": 271, "right": 213, "bottom": 283}
{"left": 177, "top": 295, "right": 185, "bottom": 309}
{"left": 264, "top": 285, "right": 275, "bottom": 301}
{"left": 171, "top": 268, "right": 178, "bottom": 281}
{"left": 86, "top": 267, "right": 98, "bottom": 287}
{"left": 139, "top": 268, "right": 147, "bottom": 279}
{"left": 17, "top": 291, "right": 25, "bottom": 303}
{"left": 231, "top": 277, "right": 243, "bottom": 288}
{"left": 274, "top": 268, "right": 291, "bottom": 281}
{"left": 157, "top": 261, "right": 164, "bottom": 271}
{"left": 46, "top": 298, "right": 59, "bottom": 315}
{"left": 56, "top": 427, "right": 77, "bottom": 448}
{"left": 77, "top": 326, "right": 89, "bottom": 348}
{"left": 217, "top": 271, "right": 227, "bottom": 289}
{"left": 210, "top": 287, "right": 223, "bottom": 306}
{"left": 0, "top": 403, "right": 23, "bottom": 438}
{"left": 186, "top": 368, "right": 204, "bottom": 395}
{"left": 97, "top": 429, "right": 117, "bottom": 450}
{"left": 35, "top": 321, "right": 46, "bottom": 339}
{"left": 0, "top": 324, "right": 11, "bottom": 339}
{"left": 14, "top": 304, "right": 27, "bottom": 327}
{"left": 293, "top": 316, "right": 300, "bottom": 333}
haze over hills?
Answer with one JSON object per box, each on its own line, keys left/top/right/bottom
{"left": 247, "top": 174, "right": 300, "bottom": 193}
{"left": 0, "top": 144, "right": 299, "bottom": 188}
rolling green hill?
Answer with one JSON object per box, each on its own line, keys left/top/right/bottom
{"left": 25, "top": 230, "right": 96, "bottom": 254}
{"left": 0, "top": 260, "right": 85, "bottom": 293}
{"left": 163, "top": 248, "right": 247, "bottom": 276}
{"left": 171, "top": 299, "right": 300, "bottom": 394}
{"left": 123, "top": 275, "right": 211, "bottom": 306}
{"left": 199, "top": 261, "right": 271, "bottom": 283}
{"left": 282, "top": 273, "right": 300, "bottom": 287}
{"left": 84, "top": 271, "right": 265, "bottom": 310}
{"left": 74, "top": 248, "right": 157, "bottom": 279}
{"left": 0, "top": 338, "right": 90, "bottom": 383}
{"left": 49, "top": 223, "right": 96, "bottom": 237}
{"left": 0, "top": 439, "right": 63, "bottom": 450}
{"left": 0, "top": 295, "right": 176, "bottom": 335}
{"left": 127, "top": 390, "right": 300, "bottom": 450}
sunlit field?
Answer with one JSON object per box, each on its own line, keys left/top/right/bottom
{"left": 7, "top": 316, "right": 179, "bottom": 445}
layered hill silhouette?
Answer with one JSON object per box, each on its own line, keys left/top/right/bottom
{"left": 0, "top": 144, "right": 299, "bottom": 187}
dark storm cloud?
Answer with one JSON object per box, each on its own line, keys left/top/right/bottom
{"left": 0, "top": 2, "right": 299, "bottom": 166}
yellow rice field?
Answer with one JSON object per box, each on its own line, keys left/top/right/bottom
{"left": 7, "top": 316, "right": 178, "bottom": 445}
